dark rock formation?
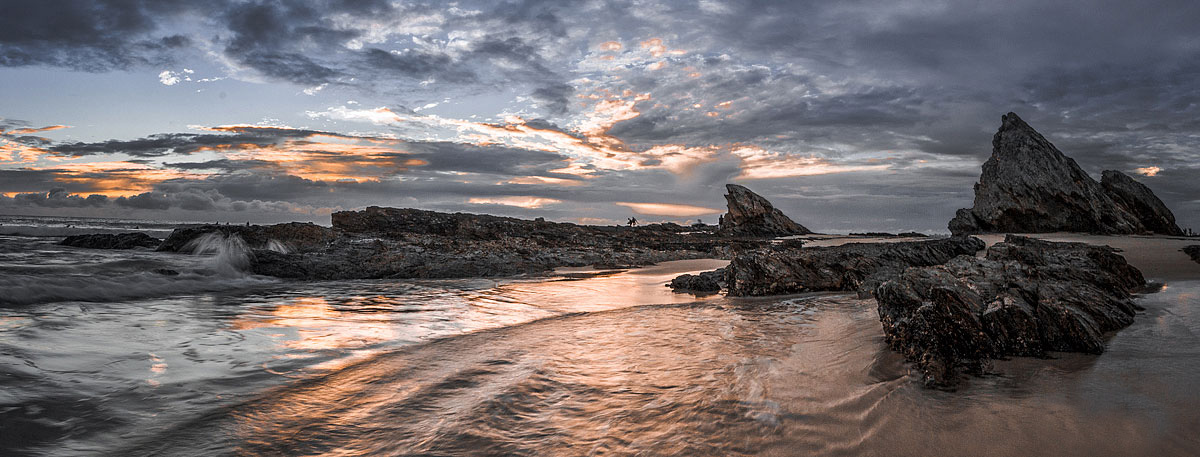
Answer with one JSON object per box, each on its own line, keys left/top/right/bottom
{"left": 158, "top": 206, "right": 780, "bottom": 280}
{"left": 59, "top": 233, "right": 160, "bottom": 249}
{"left": 875, "top": 235, "right": 1146, "bottom": 387}
{"left": 723, "top": 237, "right": 985, "bottom": 297}
{"left": 949, "top": 112, "right": 1181, "bottom": 236}
{"left": 717, "top": 184, "right": 811, "bottom": 237}
{"left": 157, "top": 222, "right": 336, "bottom": 253}
{"left": 668, "top": 268, "right": 725, "bottom": 294}
{"left": 1184, "top": 245, "right": 1200, "bottom": 264}
{"left": 1101, "top": 170, "right": 1185, "bottom": 236}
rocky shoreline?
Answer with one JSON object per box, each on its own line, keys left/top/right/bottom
{"left": 140, "top": 185, "right": 806, "bottom": 280}
{"left": 54, "top": 112, "right": 1193, "bottom": 389}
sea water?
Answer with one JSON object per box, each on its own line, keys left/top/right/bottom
{"left": 1, "top": 215, "right": 1198, "bottom": 456}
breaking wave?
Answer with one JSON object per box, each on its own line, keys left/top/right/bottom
{"left": 0, "top": 232, "right": 275, "bottom": 307}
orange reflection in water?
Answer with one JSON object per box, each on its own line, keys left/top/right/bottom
{"left": 231, "top": 297, "right": 398, "bottom": 354}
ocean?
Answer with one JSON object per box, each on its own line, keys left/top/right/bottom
{"left": 1, "top": 215, "right": 1198, "bottom": 456}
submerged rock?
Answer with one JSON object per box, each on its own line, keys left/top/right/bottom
{"left": 717, "top": 184, "right": 811, "bottom": 237}
{"left": 157, "top": 222, "right": 335, "bottom": 253}
{"left": 724, "top": 237, "right": 985, "bottom": 297}
{"left": 875, "top": 235, "right": 1146, "bottom": 388}
{"left": 59, "top": 232, "right": 160, "bottom": 249}
{"left": 949, "top": 112, "right": 1181, "bottom": 236}
{"left": 668, "top": 268, "right": 725, "bottom": 294}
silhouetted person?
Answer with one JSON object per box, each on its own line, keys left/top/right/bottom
{"left": 627, "top": 217, "right": 638, "bottom": 227}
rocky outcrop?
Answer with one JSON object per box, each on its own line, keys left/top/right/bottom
{"left": 875, "top": 235, "right": 1146, "bottom": 388}
{"left": 723, "top": 237, "right": 985, "bottom": 297}
{"left": 717, "top": 184, "right": 811, "bottom": 237}
{"left": 1101, "top": 170, "right": 1184, "bottom": 236}
{"left": 949, "top": 112, "right": 1181, "bottom": 236}
{"left": 248, "top": 237, "right": 715, "bottom": 280}
{"left": 59, "top": 233, "right": 160, "bottom": 249}
{"left": 155, "top": 206, "right": 788, "bottom": 280}
{"left": 1185, "top": 245, "right": 1200, "bottom": 264}
{"left": 157, "top": 222, "right": 336, "bottom": 253}
{"left": 668, "top": 268, "right": 725, "bottom": 294}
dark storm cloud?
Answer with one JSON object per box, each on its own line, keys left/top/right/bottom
{"left": 0, "top": 169, "right": 78, "bottom": 193}
{"left": 220, "top": 0, "right": 353, "bottom": 85}
{"left": 51, "top": 133, "right": 283, "bottom": 157}
{"left": 214, "top": 1, "right": 567, "bottom": 90}
{"left": 0, "top": 0, "right": 200, "bottom": 71}
{"left": 165, "top": 159, "right": 281, "bottom": 172}
{"left": 46, "top": 127, "right": 359, "bottom": 157}
{"left": 5, "top": 188, "right": 108, "bottom": 208}
{"left": 530, "top": 83, "right": 575, "bottom": 115}
{"left": 358, "top": 48, "right": 472, "bottom": 84}
{"left": 401, "top": 142, "right": 570, "bottom": 176}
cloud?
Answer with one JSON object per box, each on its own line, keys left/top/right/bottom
{"left": 302, "top": 83, "right": 328, "bottom": 95}
{"left": 6, "top": 188, "right": 108, "bottom": 208}
{"left": 158, "top": 70, "right": 182, "bottom": 85}
{"left": 615, "top": 202, "right": 723, "bottom": 217}
{"left": 467, "top": 196, "right": 562, "bottom": 208}
{"left": 0, "top": 1, "right": 195, "bottom": 71}
{"left": 3, "top": 1, "right": 1200, "bottom": 231}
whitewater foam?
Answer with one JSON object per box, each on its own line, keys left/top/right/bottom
{"left": 0, "top": 232, "right": 275, "bottom": 307}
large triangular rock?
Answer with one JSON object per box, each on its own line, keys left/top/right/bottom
{"left": 949, "top": 112, "right": 1181, "bottom": 235}
{"left": 718, "top": 184, "right": 812, "bottom": 236}
{"left": 1100, "top": 170, "right": 1184, "bottom": 236}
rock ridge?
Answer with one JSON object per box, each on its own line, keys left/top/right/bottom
{"left": 717, "top": 184, "right": 811, "bottom": 237}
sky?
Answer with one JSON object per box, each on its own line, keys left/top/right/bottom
{"left": 1, "top": 0, "right": 1198, "bottom": 233}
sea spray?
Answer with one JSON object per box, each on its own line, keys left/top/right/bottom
{"left": 264, "top": 239, "right": 291, "bottom": 254}
{"left": 184, "top": 232, "right": 252, "bottom": 276}
{"left": 0, "top": 232, "right": 275, "bottom": 306}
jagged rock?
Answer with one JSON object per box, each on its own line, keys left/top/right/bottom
{"left": 949, "top": 112, "right": 1180, "bottom": 235}
{"left": 668, "top": 268, "right": 725, "bottom": 294}
{"left": 875, "top": 235, "right": 1146, "bottom": 388}
{"left": 59, "top": 233, "right": 160, "bottom": 249}
{"left": 157, "top": 222, "right": 336, "bottom": 253}
{"left": 1184, "top": 245, "right": 1200, "bottom": 264}
{"left": 717, "top": 184, "right": 811, "bottom": 237}
{"left": 724, "top": 237, "right": 985, "bottom": 297}
{"left": 1101, "top": 170, "right": 1184, "bottom": 236}
{"left": 188, "top": 206, "right": 778, "bottom": 280}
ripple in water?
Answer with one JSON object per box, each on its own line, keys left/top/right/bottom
{"left": 2, "top": 224, "right": 1199, "bottom": 456}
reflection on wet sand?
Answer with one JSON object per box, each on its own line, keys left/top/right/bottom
{"left": 122, "top": 279, "right": 1200, "bottom": 456}
{"left": 232, "top": 297, "right": 398, "bottom": 351}
{"left": 6, "top": 245, "right": 1200, "bottom": 456}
